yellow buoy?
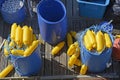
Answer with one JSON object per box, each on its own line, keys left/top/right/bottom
{"left": 11, "top": 50, "right": 24, "bottom": 56}
{"left": 4, "top": 41, "right": 9, "bottom": 56}
{"left": 9, "top": 41, "right": 15, "bottom": 48}
{"left": 86, "top": 30, "right": 96, "bottom": 48}
{"left": 15, "top": 25, "right": 23, "bottom": 47}
{"left": 0, "top": 64, "right": 14, "bottom": 78}
{"left": 83, "top": 35, "right": 93, "bottom": 51}
{"left": 96, "top": 31, "right": 105, "bottom": 53}
{"left": 104, "top": 33, "right": 112, "bottom": 48}
{"left": 68, "top": 55, "right": 77, "bottom": 67}
{"left": 29, "top": 27, "right": 33, "bottom": 44}
{"left": 67, "top": 41, "right": 79, "bottom": 56}
{"left": 51, "top": 41, "right": 65, "bottom": 55}
{"left": 23, "top": 26, "right": 31, "bottom": 46}
{"left": 67, "top": 44, "right": 76, "bottom": 56}
{"left": 68, "top": 48, "right": 80, "bottom": 67}
{"left": 74, "top": 59, "right": 82, "bottom": 66}
{"left": 80, "top": 64, "right": 88, "bottom": 75}
{"left": 4, "top": 48, "right": 9, "bottom": 57}
{"left": 24, "top": 40, "right": 40, "bottom": 57}
{"left": 10, "top": 23, "right": 17, "bottom": 41}
{"left": 70, "top": 31, "right": 77, "bottom": 39}
{"left": 67, "top": 33, "right": 73, "bottom": 47}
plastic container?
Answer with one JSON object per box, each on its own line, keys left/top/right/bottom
{"left": 76, "top": 0, "right": 110, "bottom": 19}
{"left": 37, "top": 0, "right": 67, "bottom": 45}
{"left": 4, "top": 36, "right": 42, "bottom": 76}
{"left": 77, "top": 26, "right": 113, "bottom": 72}
{"left": 1, "top": 0, "right": 27, "bottom": 24}
{"left": 8, "top": 46, "right": 42, "bottom": 76}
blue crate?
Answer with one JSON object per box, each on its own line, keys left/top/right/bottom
{"left": 76, "top": 0, "right": 110, "bottom": 19}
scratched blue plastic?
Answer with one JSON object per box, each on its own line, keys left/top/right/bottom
{"left": 1, "top": 0, "right": 27, "bottom": 24}
{"left": 76, "top": 0, "right": 110, "bottom": 19}
{"left": 37, "top": 0, "right": 67, "bottom": 45}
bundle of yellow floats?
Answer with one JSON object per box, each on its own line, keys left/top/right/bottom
{"left": 0, "top": 23, "right": 40, "bottom": 78}
{"left": 51, "top": 31, "right": 87, "bottom": 75}
{"left": 83, "top": 29, "right": 112, "bottom": 53}
{"left": 51, "top": 29, "right": 112, "bottom": 75}
{"left": 66, "top": 32, "right": 87, "bottom": 75}
{"left": 4, "top": 23, "right": 40, "bottom": 57}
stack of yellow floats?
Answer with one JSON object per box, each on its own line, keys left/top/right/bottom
{"left": 4, "top": 23, "right": 40, "bottom": 57}
{"left": 67, "top": 41, "right": 88, "bottom": 75}
{"left": 83, "top": 29, "right": 112, "bottom": 53}
{"left": 66, "top": 31, "right": 88, "bottom": 75}
{"left": 67, "top": 42, "right": 81, "bottom": 67}
{"left": 2, "top": 23, "right": 40, "bottom": 78}
{"left": 51, "top": 30, "right": 110, "bottom": 75}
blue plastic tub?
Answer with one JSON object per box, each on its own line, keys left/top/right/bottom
{"left": 1, "top": 0, "right": 27, "bottom": 24}
{"left": 76, "top": 0, "right": 110, "bottom": 19}
{"left": 9, "top": 47, "right": 42, "bottom": 76}
{"left": 4, "top": 35, "right": 42, "bottom": 76}
{"left": 37, "top": 0, "right": 67, "bottom": 45}
{"left": 77, "top": 26, "right": 113, "bottom": 72}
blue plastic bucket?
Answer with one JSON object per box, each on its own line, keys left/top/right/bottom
{"left": 77, "top": 26, "right": 113, "bottom": 72}
{"left": 8, "top": 46, "right": 42, "bottom": 76}
{"left": 1, "top": 0, "right": 27, "bottom": 24}
{"left": 76, "top": 0, "right": 110, "bottom": 19}
{"left": 37, "top": 0, "right": 67, "bottom": 45}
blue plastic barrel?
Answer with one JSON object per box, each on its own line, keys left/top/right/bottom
{"left": 9, "top": 47, "right": 42, "bottom": 76}
{"left": 77, "top": 27, "right": 113, "bottom": 72}
{"left": 37, "top": 0, "right": 67, "bottom": 45}
{"left": 1, "top": 0, "right": 27, "bottom": 24}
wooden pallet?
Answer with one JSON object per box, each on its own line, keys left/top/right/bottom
{"left": 0, "top": 0, "right": 120, "bottom": 80}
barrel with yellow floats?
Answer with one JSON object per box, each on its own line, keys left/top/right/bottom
{"left": 3, "top": 23, "right": 42, "bottom": 76}
{"left": 80, "top": 28, "right": 113, "bottom": 73}
{"left": 83, "top": 29, "right": 112, "bottom": 53}
{"left": 4, "top": 23, "right": 40, "bottom": 57}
